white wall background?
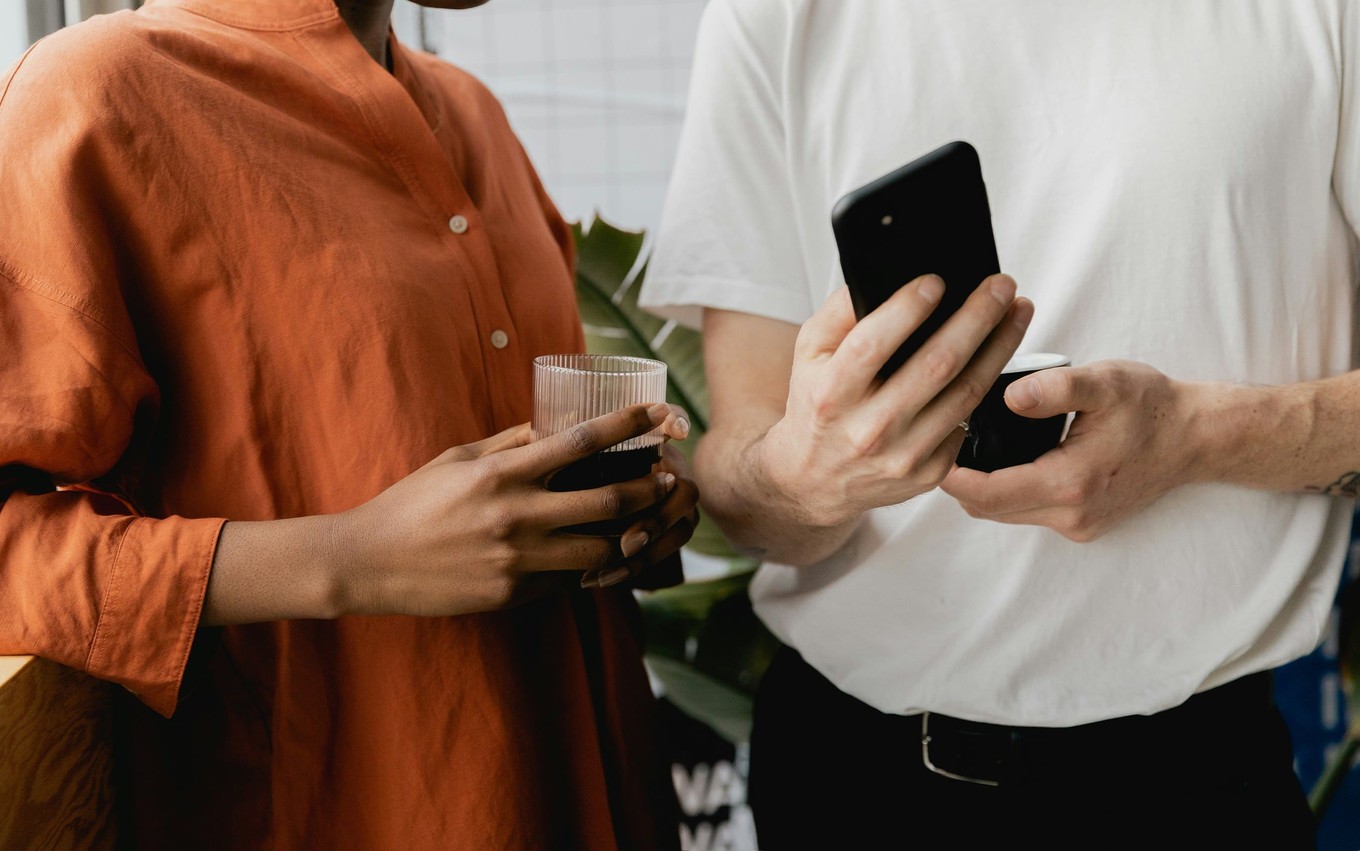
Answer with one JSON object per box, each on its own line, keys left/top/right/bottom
{"left": 393, "top": 0, "right": 705, "bottom": 235}
{"left": 1, "top": 5, "right": 31, "bottom": 72}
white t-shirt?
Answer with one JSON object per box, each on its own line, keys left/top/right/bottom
{"left": 641, "top": 0, "right": 1360, "bottom": 726}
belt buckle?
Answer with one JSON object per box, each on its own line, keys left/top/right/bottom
{"left": 920, "top": 711, "right": 1004, "bottom": 787}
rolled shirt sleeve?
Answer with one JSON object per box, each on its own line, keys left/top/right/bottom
{"left": 638, "top": 0, "right": 815, "bottom": 330}
{"left": 0, "top": 44, "right": 225, "bottom": 718}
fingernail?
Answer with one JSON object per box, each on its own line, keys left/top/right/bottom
{"left": 595, "top": 566, "right": 632, "bottom": 589}
{"left": 658, "top": 472, "right": 676, "bottom": 491}
{"left": 675, "top": 417, "right": 691, "bottom": 438}
{"left": 621, "top": 530, "right": 649, "bottom": 558}
{"left": 1007, "top": 379, "right": 1042, "bottom": 410}
{"left": 1012, "top": 298, "right": 1034, "bottom": 329}
{"left": 919, "top": 276, "right": 945, "bottom": 304}
{"left": 990, "top": 276, "right": 1017, "bottom": 306}
{"left": 647, "top": 402, "right": 669, "bottom": 422}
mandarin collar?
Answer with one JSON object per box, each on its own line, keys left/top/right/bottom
{"left": 152, "top": 0, "right": 342, "bottom": 30}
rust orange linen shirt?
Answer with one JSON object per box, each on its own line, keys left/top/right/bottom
{"left": 0, "top": 1, "right": 679, "bottom": 848}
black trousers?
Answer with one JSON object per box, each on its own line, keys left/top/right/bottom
{"left": 748, "top": 646, "right": 1316, "bottom": 851}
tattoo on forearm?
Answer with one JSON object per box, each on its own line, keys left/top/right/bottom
{"left": 1307, "top": 471, "right": 1360, "bottom": 497}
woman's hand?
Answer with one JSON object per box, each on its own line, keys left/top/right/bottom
{"left": 335, "top": 402, "right": 690, "bottom": 616}
{"left": 593, "top": 439, "right": 702, "bottom": 591}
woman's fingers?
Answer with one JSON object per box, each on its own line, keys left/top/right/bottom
{"left": 658, "top": 404, "right": 692, "bottom": 442}
{"left": 612, "top": 474, "right": 699, "bottom": 559}
{"left": 583, "top": 515, "right": 698, "bottom": 589}
{"left": 538, "top": 471, "right": 678, "bottom": 528}
{"left": 530, "top": 532, "right": 623, "bottom": 576}
{"left": 514, "top": 402, "right": 669, "bottom": 479}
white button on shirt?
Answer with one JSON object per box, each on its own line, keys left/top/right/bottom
{"left": 489, "top": 329, "right": 509, "bottom": 349}
{"left": 448, "top": 214, "right": 469, "bottom": 234}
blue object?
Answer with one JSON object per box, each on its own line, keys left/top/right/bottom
{"left": 1275, "top": 505, "right": 1360, "bottom": 850}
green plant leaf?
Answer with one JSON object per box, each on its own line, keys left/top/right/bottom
{"left": 639, "top": 565, "right": 759, "bottom": 622}
{"left": 646, "top": 654, "right": 756, "bottom": 745}
{"left": 641, "top": 569, "right": 780, "bottom": 743}
{"left": 573, "top": 217, "right": 709, "bottom": 430}
{"left": 639, "top": 568, "right": 779, "bottom": 705}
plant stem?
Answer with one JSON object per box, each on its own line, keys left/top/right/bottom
{"left": 1309, "top": 720, "right": 1360, "bottom": 818}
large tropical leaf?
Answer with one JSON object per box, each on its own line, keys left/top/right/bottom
{"left": 645, "top": 655, "right": 758, "bottom": 746}
{"left": 573, "top": 217, "right": 709, "bottom": 428}
{"left": 642, "top": 567, "right": 781, "bottom": 744}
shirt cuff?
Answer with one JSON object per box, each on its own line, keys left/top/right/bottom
{"left": 84, "top": 515, "right": 226, "bottom": 717}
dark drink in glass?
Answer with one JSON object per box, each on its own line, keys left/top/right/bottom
{"left": 548, "top": 445, "right": 663, "bottom": 536}
{"left": 548, "top": 445, "right": 662, "bottom": 493}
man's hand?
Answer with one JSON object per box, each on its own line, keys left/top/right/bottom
{"left": 758, "top": 274, "right": 1033, "bottom": 529}
{"left": 940, "top": 360, "right": 1203, "bottom": 542}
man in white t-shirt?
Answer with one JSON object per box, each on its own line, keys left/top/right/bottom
{"left": 640, "top": 1, "right": 1360, "bottom": 847}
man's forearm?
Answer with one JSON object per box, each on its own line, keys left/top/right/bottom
{"left": 695, "top": 422, "right": 862, "bottom": 566}
{"left": 1189, "top": 371, "right": 1360, "bottom": 495}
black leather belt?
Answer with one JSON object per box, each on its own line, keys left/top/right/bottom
{"left": 916, "top": 671, "right": 1274, "bottom": 786}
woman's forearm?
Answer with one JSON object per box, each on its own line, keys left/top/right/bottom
{"left": 201, "top": 515, "right": 348, "bottom": 626}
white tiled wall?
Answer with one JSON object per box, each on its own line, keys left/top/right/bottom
{"left": 0, "top": 6, "right": 32, "bottom": 73}
{"left": 396, "top": 0, "right": 706, "bottom": 236}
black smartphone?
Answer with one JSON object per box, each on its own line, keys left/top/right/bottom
{"left": 831, "top": 140, "right": 1001, "bottom": 380}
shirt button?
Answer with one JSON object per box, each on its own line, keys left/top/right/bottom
{"left": 448, "top": 214, "right": 469, "bottom": 234}
{"left": 490, "top": 329, "right": 509, "bottom": 349}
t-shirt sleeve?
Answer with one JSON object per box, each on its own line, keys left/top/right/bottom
{"left": 1335, "top": 0, "right": 1360, "bottom": 236}
{"left": 0, "top": 37, "right": 224, "bottom": 718}
{"left": 638, "top": 0, "right": 813, "bottom": 330}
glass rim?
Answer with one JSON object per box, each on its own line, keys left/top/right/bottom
{"left": 532, "top": 354, "right": 667, "bottom": 376}
{"left": 1002, "top": 352, "right": 1069, "bottom": 374}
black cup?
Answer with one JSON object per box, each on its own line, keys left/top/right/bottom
{"left": 956, "top": 353, "right": 1070, "bottom": 473}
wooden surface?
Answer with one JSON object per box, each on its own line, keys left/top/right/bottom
{"left": 0, "top": 657, "right": 116, "bottom": 850}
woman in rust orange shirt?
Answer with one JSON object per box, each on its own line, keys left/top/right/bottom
{"left": 0, "top": 0, "right": 696, "bottom": 847}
